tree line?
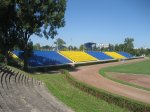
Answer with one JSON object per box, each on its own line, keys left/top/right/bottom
{"left": 108, "top": 38, "right": 150, "bottom": 56}
{"left": 32, "top": 37, "right": 150, "bottom": 57}
{"left": 0, "top": 0, "right": 66, "bottom": 71}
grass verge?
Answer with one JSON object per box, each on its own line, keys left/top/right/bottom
{"left": 33, "top": 72, "right": 130, "bottom": 112}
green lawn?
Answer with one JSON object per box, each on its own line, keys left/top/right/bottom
{"left": 102, "top": 59, "right": 150, "bottom": 75}
{"left": 34, "top": 73, "right": 130, "bottom": 112}
{"left": 99, "top": 59, "right": 150, "bottom": 91}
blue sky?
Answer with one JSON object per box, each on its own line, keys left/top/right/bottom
{"left": 31, "top": 0, "right": 150, "bottom": 48}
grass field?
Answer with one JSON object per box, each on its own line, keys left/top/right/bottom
{"left": 34, "top": 73, "right": 130, "bottom": 112}
{"left": 99, "top": 59, "right": 150, "bottom": 91}
{"left": 102, "top": 59, "right": 150, "bottom": 75}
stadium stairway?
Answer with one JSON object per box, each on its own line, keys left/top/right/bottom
{"left": 0, "top": 65, "right": 73, "bottom": 112}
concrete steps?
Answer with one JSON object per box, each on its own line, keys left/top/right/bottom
{"left": 0, "top": 65, "right": 73, "bottom": 112}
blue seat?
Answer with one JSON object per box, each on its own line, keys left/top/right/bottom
{"left": 86, "top": 51, "right": 113, "bottom": 60}
{"left": 13, "top": 50, "right": 72, "bottom": 67}
{"left": 118, "top": 52, "right": 134, "bottom": 58}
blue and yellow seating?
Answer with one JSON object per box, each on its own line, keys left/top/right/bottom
{"left": 13, "top": 50, "right": 72, "bottom": 67}
{"left": 104, "top": 52, "right": 126, "bottom": 59}
{"left": 86, "top": 51, "right": 113, "bottom": 60}
{"left": 59, "top": 51, "right": 98, "bottom": 62}
{"left": 118, "top": 52, "right": 134, "bottom": 58}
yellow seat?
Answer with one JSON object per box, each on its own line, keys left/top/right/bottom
{"left": 9, "top": 51, "right": 24, "bottom": 65}
{"left": 104, "top": 52, "right": 126, "bottom": 59}
{"left": 59, "top": 51, "right": 98, "bottom": 62}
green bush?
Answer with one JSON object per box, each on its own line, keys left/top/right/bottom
{"left": 62, "top": 70, "right": 150, "bottom": 112}
{"left": 0, "top": 54, "right": 4, "bottom": 63}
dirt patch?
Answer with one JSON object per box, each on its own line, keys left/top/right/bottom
{"left": 70, "top": 58, "right": 150, "bottom": 104}
{"left": 106, "top": 72, "right": 150, "bottom": 88}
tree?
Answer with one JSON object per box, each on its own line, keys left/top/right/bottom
{"left": 15, "top": 0, "right": 66, "bottom": 71}
{"left": 79, "top": 44, "right": 84, "bottom": 51}
{"left": 33, "top": 43, "right": 41, "bottom": 50}
{"left": 124, "top": 38, "right": 134, "bottom": 53}
{"left": 114, "top": 44, "right": 125, "bottom": 51}
{"left": 114, "top": 44, "right": 119, "bottom": 51}
{"left": 54, "top": 38, "right": 66, "bottom": 50}
{"left": 41, "top": 45, "right": 53, "bottom": 51}
{"left": 108, "top": 44, "right": 114, "bottom": 51}
{"left": 0, "top": 0, "right": 18, "bottom": 64}
{"left": 145, "top": 48, "right": 150, "bottom": 56}
{"left": 68, "top": 45, "right": 73, "bottom": 51}
{"left": 72, "top": 46, "right": 78, "bottom": 51}
{"left": 119, "top": 44, "right": 125, "bottom": 51}
{"left": 18, "top": 39, "right": 33, "bottom": 60}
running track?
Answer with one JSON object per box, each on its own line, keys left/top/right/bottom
{"left": 70, "top": 58, "right": 150, "bottom": 104}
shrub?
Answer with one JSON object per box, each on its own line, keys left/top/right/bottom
{"left": 0, "top": 54, "right": 4, "bottom": 63}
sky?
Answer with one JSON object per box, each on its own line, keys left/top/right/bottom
{"left": 31, "top": 0, "right": 150, "bottom": 48}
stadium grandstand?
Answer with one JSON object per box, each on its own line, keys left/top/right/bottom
{"left": 12, "top": 50, "right": 135, "bottom": 67}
